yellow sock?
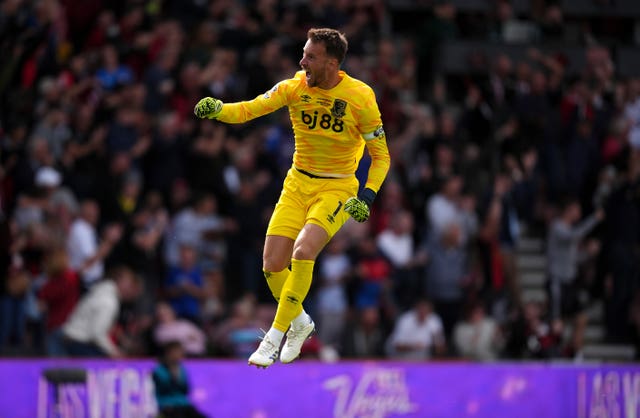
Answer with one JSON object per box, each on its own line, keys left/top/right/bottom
{"left": 263, "top": 268, "right": 289, "bottom": 302}
{"left": 272, "top": 259, "right": 314, "bottom": 332}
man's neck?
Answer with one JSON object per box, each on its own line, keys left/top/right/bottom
{"left": 319, "top": 71, "right": 342, "bottom": 90}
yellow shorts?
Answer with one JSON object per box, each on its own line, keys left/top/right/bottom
{"left": 266, "top": 168, "right": 359, "bottom": 240}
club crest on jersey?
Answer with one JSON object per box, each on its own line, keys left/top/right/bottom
{"left": 331, "top": 99, "right": 347, "bottom": 118}
{"left": 300, "top": 94, "right": 312, "bottom": 103}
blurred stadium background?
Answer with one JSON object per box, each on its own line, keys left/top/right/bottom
{"left": 1, "top": 0, "right": 640, "bottom": 416}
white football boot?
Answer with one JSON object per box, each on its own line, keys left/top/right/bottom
{"left": 280, "top": 319, "right": 315, "bottom": 363}
{"left": 248, "top": 334, "right": 280, "bottom": 368}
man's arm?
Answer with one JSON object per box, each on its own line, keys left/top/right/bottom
{"left": 182, "top": 281, "right": 206, "bottom": 300}
{"left": 194, "top": 80, "right": 292, "bottom": 123}
{"left": 363, "top": 134, "right": 391, "bottom": 194}
{"left": 344, "top": 130, "right": 391, "bottom": 223}
{"left": 164, "top": 269, "right": 186, "bottom": 298}
{"left": 553, "top": 210, "right": 603, "bottom": 244}
{"left": 389, "top": 316, "right": 423, "bottom": 351}
{"left": 79, "top": 224, "right": 122, "bottom": 273}
{"left": 91, "top": 299, "right": 121, "bottom": 357}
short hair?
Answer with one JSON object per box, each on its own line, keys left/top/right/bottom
{"left": 161, "top": 340, "right": 183, "bottom": 358}
{"left": 106, "top": 264, "right": 141, "bottom": 286}
{"left": 307, "top": 28, "right": 348, "bottom": 65}
{"left": 558, "top": 195, "right": 580, "bottom": 212}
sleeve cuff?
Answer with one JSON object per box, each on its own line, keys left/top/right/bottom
{"left": 359, "top": 188, "right": 377, "bottom": 207}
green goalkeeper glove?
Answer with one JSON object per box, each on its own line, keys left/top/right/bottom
{"left": 344, "top": 188, "right": 376, "bottom": 223}
{"left": 194, "top": 97, "right": 223, "bottom": 119}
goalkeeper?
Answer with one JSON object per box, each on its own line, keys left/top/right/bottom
{"left": 194, "top": 28, "right": 390, "bottom": 368}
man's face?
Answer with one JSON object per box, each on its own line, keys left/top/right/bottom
{"left": 416, "top": 301, "right": 432, "bottom": 322}
{"left": 299, "top": 40, "right": 335, "bottom": 88}
{"left": 82, "top": 201, "right": 99, "bottom": 225}
{"left": 165, "top": 344, "right": 184, "bottom": 365}
{"left": 118, "top": 272, "right": 141, "bottom": 301}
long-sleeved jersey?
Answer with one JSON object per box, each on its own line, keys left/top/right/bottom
{"left": 214, "top": 70, "right": 390, "bottom": 193}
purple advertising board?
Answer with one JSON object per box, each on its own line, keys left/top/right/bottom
{"left": 0, "top": 359, "right": 638, "bottom": 418}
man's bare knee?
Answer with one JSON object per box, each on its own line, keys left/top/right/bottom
{"left": 292, "top": 244, "right": 319, "bottom": 261}
{"left": 291, "top": 224, "right": 328, "bottom": 261}
{"left": 263, "top": 255, "right": 289, "bottom": 273}
{"left": 263, "top": 235, "right": 294, "bottom": 272}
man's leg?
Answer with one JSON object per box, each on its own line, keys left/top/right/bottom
{"left": 249, "top": 174, "right": 355, "bottom": 367}
{"left": 249, "top": 224, "right": 328, "bottom": 367}
{"left": 262, "top": 234, "right": 314, "bottom": 329}
{"left": 262, "top": 235, "right": 294, "bottom": 302}
{"left": 272, "top": 224, "right": 327, "bottom": 330}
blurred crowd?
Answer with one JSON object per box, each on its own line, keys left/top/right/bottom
{"left": 0, "top": 0, "right": 639, "bottom": 363}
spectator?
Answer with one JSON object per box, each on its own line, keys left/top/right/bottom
{"left": 0, "top": 221, "right": 50, "bottom": 352}
{"left": 386, "top": 298, "right": 446, "bottom": 361}
{"left": 0, "top": 266, "right": 30, "bottom": 352}
{"left": 144, "top": 50, "right": 179, "bottom": 114}
{"left": 164, "top": 193, "right": 225, "bottom": 268}
{"left": 602, "top": 152, "right": 640, "bottom": 342}
{"left": 478, "top": 170, "right": 522, "bottom": 313}
{"left": 565, "top": 119, "right": 601, "bottom": 209}
{"left": 11, "top": 137, "right": 56, "bottom": 199}
{"left": 32, "top": 108, "right": 72, "bottom": 161}
{"left": 453, "top": 302, "right": 503, "bottom": 361}
{"left": 212, "top": 296, "right": 265, "bottom": 358}
{"left": 340, "top": 306, "right": 387, "bottom": 359}
{"left": 224, "top": 176, "right": 268, "bottom": 300}
{"left": 37, "top": 247, "right": 80, "bottom": 356}
{"left": 62, "top": 265, "right": 142, "bottom": 357}
{"left": 369, "top": 179, "right": 408, "bottom": 236}
{"left": 426, "top": 174, "right": 478, "bottom": 244}
{"left": 201, "top": 266, "right": 227, "bottom": 327}
{"left": 352, "top": 234, "right": 393, "bottom": 312}
{"left": 100, "top": 169, "right": 143, "bottom": 225}
{"left": 629, "top": 291, "right": 640, "bottom": 358}
{"left": 546, "top": 198, "right": 604, "bottom": 356}
{"left": 164, "top": 243, "right": 206, "bottom": 325}
{"left": 483, "top": 53, "right": 515, "bottom": 112}
{"left": 95, "top": 44, "right": 134, "bottom": 91}
{"left": 422, "top": 223, "right": 472, "bottom": 339}
{"left": 414, "top": 0, "right": 458, "bottom": 99}
{"left": 152, "top": 341, "right": 208, "bottom": 418}
{"left": 245, "top": 38, "right": 284, "bottom": 99}
{"left": 509, "top": 300, "right": 563, "bottom": 359}
{"left": 185, "top": 123, "right": 231, "bottom": 203}
{"left": 315, "top": 233, "right": 351, "bottom": 348}
{"left": 625, "top": 78, "right": 640, "bottom": 149}
{"left": 66, "top": 199, "right": 123, "bottom": 289}
{"left": 476, "top": 174, "right": 512, "bottom": 322}
{"left": 377, "top": 209, "right": 416, "bottom": 270}
{"left": 146, "top": 112, "right": 186, "bottom": 197}
{"left": 376, "top": 209, "right": 422, "bottom": 310}
{"left": 13, "top": 165, "right": 62, "bottom": 232}
{"left": 104, "top": 106, "right": 150, "bottom": 161}
{"left": 127, "top": 190, "right": 169, "bottom": 283}
{"left": 154, "top": 302, "right": 206, "bottom": 357}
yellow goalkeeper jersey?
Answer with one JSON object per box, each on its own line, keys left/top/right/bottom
{"left": 215, "top": 70, "right": 390, "bottom": 193}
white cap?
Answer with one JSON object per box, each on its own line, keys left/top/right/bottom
{"left": 35, "top": 166, "right": 61, "bottom": 188}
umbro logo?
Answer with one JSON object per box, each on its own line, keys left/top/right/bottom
{"left": 300, "top": 94, "right": 312, "bottom": 103}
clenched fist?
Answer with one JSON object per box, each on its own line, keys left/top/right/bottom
{"left": 194, "top": 97, "right": 223, "bottom": 119}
